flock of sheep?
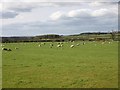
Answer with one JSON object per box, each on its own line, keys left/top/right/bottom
{"left": 1, "top": 41, "right": 114, "bottom": 51}
{"left": 38, "top": 42, "right": 86, "bottom": 48}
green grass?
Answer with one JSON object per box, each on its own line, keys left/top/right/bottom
{"left": 2, "top": 41, "right": 118, "bottom": 88}
{"left": 0, "top": 45, "right": 2, "bottom": 89}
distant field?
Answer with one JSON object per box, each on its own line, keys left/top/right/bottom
{"left": 2, "top": 41, "right": 118, "bottom": 88}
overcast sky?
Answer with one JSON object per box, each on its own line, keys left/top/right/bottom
{"left": 0, "top": 0, "right": 119, "bottom": 36}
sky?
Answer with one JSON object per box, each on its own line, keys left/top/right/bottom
{"left": 0, "top": 0, "right": 119, "bottom": 36}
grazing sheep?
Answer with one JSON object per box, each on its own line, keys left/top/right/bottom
{"left": 1, "top": 45, "right": 4, "bottom": 47}
{"left": 15, "top": 47, "right": 18, "bottom": 49}
{"left": 76, "top": 43, "right": 80, "bottom": 46}
{"left": 41, "top": 43, "right": 45, "bottom": 45}
{"left": 8, "top": 48, "right": 12, "bottom": 51}
{"left": 108, "top": 42, "right": 111, "bottom": 44}
{"left": 38, "top": 44, "right": 41, "bottom": 47}
{"left": 50, "top": 44, "right": 53, "bottom": 46}
{"left": 83, "top": 42, "right": 85, "bottom": 45}
{"left": 57, "top": 45, "right": 61, "bottom": 48}
{"left": 61, "top": 44, "right": 63, "bottom": 47}
{"left": 2, "top": 48, "right": 12, "bottom": 51}
{"left": 50, "top": 44, "right": 53, "bottom": 48}
{"left": 57, "top": 44, "right": 63, "bottom": 48}
{"left": 70, "top": 45, "right": 74, "bottom": 48}
{"left": 2, "top": 48, "right": 7, "bottom": 50}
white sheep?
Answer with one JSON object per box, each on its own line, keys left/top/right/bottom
{"left": 1, "top": 44, "right": 4, "bottom": 47}
{"left": 76, "top": 43, "right": 80, "bottom": 46}
{"left": 61, "top": 44, "right": 63, "bottom": 47}
{"left": 50, "top": 44, "right": 53, "bottom": 48}
{"left": 70, "top": 45, "right": 74, "bottom": 48}
{"left": 57, "top": 45, "right": 61, "bottom": 48}
{"left": 38, "top": 44, "right": 41, "bottom": 47}
{"left": 83, "top": 42, "right": 85, "bottom": 45}
{"left": 15, "top": 47, "right": 18, "bottom": 49}
{"left": 108, "top": 42, "right": 111, "bottom": 44}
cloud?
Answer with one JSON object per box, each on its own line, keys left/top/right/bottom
{"left": 89, "top": 2, "right": 117, "bottom": 7}
{"left": 50, "top": 8, "right": 117, "bottom": 21}
{"left": 3, "top": 3, "right": 36, "bottom": 12}
{"left": 50, "top": 11, "right": 66, "bottom": 20}
{"left": 0, "top": 11, "right": 18, "bottom": 19}
{"left": 1, "top": 2, "right": 118, "bottom": 36}
{"left": 1, "top": 2, "right": 61, "bottom": 19}
{"left": 1, "top": 1, "right": 118, "bottom": 19}
{"left": 1, "top": 0, "right": 120, "bottom": 2}
{"left": 68, "top": 9, "right": 91, "bottom": 18}
{"left": 2, "top": 16, "right": 117, "bottom": 36}
{"left": 92, "top": 8, "right": 117, "bottom": 17}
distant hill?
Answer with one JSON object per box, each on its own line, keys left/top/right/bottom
{"left": 1, "top": 31, "right": 120, "bottom": 43}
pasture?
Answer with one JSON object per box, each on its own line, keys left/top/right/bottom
{"left": 2, "top": 41, "right": 118, "bottom": 88}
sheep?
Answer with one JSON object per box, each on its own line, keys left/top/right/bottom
{"left": 76, "top": 43, "right": 80, "bottom": 46}
{"left": 108, "top": 42, "right": 111, "bottom": 44}
{"left": 70, "top": 45, "right": 74, "bottom": 48}
{"left": 1, "top": 44, "right": 4, "bottom": 47}
{"left": 2, "top": 48, "right": 12, "bottom": 51}
{"left": 41, "top": 43, "right": 45, "bottom": 45}
{"left": 61, "top": 44, "right": 63, "bottom": 47}
{"left": 83, "top": 42, "right": 85, "bottom": 45}
{"left": 57, "top": 44, "right": 63, "bottom": 48}
{"left": 38, "top": 44, "right": 41, "bottom": 47}
{"left": 2, "top": 48, "right": 7, "bottom": 51}
{"left": 57, "top": 45, "right": 61, "bottom": 48}
{"left": 50, "top": 44, "right": 53, "bottom": 46}
{"left": 15, "top": 47, "right": 18, "bottom": 49}
{"left": 50, "top": 44, "right": 54, "bottom": 48}
{"left": 8, "top": 48, "right": 12, "bottom": 51}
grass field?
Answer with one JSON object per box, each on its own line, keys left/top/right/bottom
{"left": 2, "top": 41, "right": 118, "bottom": 88}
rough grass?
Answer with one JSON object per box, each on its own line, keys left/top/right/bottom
{"left": 2, "top": 41, "right": 118, "bottom": 88}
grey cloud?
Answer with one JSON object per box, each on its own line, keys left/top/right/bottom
{"left": 10, "top": 7, "right": 32, "bottom": 12}
{"left": 0, "top": 11, "right": 18, "bottom": 19}
{"left": 2, "top": 2, "right": 118, "bottom": 19}
{"left": 2, "top": 14, "right": 118, "bottom": 36}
